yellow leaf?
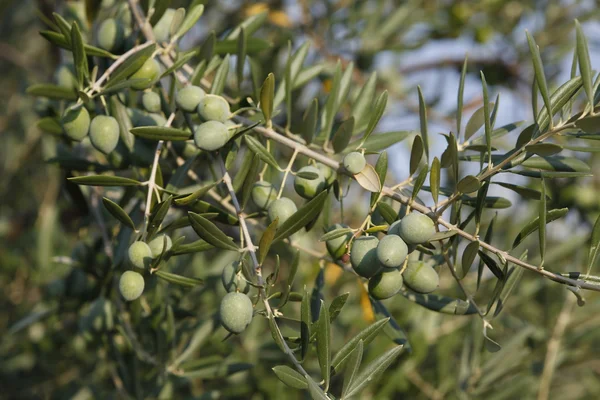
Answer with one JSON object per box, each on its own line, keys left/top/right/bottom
{"left": 359, "top": 281, "right": 375, "bottom": 322}
{"left": 245, "top": 3, "right": 269, "bottom": 16}
{"left": 322, "top": 79, "right": 332, "bottom": 94}
{"left": 325, "top": 262, "right": 343, "bottom": 284}
{"left": 269, "top": 10, "right": 292, "bottom": 28}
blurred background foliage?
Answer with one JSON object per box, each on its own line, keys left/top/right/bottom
{"left": 2, "top": 0, "right": 600, "bottom": 399}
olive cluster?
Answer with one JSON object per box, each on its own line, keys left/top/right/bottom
{"left": 326, "top": 212, "right": 439, "bottom": 300}
{"left": 219, "top": 261, "right": 253, "bottom": 334}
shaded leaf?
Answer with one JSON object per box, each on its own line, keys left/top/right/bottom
{"left": 274, "top": 190, "right": 328, "bottom": 242}
{"left": 154, "top": 270, "right": 204, "bottom": 287}
{"left": 68, "top": 175, "right": 141, "bottom": 186}
{"left": 332, "top": 117, "right": 355, "bottom": 153}
{"left": 316, "top": 301, "right": 331, "bottom": 390}
{"left": 102, "top": 197, "right": 135, "bottom": 230}
{"left": 341, "top": 340, "right": 363, "bottom": 398}
{"left": 410, "top": 135, "right": 424, "bottom": 175}
{"left": 343, "top": 345, "right": 404, "bottom": 398}
{"left": 355, "top": 164, "right": 381, "bottom": 193}
{"left": 331, "top": 318, "right": 390, "bottom": 373}
{"left": 188, "top": 212, "right": 238, "bottom": 251}
{"left": 130, "top": 126, "right": 191, "bottom": 141}
{"left": 457, "top": 175, "right": 480, "bottom": 193}
{"left": 260, "top": 73, "right": 275, "bottom": 124}
{"left": 272, "top": 366, "right": 308, "bottom": 390}
{"left": 244, "top": 136, "right": 280, "bottom": 170}
{"left": 258, "top": 218, "right": 278, "bottom": 265}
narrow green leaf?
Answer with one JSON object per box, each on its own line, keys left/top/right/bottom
{"left": 457, "top": 175, "right": 480, "bottom": 193}
{"left": 329, "top": 293, "right": 349, "bottom": 323}
{"left": 210, "top": 54, "right": 230, "bottom": 95}
{"left": 493, "top": 182, "right": 544, "bottom": 200}
{"left": 236, "top": 27, "right": 247, "bottom": 92}
{"left": 480, "top": 72, "right": 493, "bottom": 167}
{"left": 175, "top": 4, "right": 204, "bottom": 38}
{"left": 36, "top": 117, "right": 63, "bottom": 135}
{"left": 154, "top": 270, "right": 204, "bottom": 287}
{"left": 70, "top": 22, "right": 87, "bottom": 89}
{"left": 244, "top": 136, "right": 279, "bottom": 170}
{"left": 511, "top": 208, "right": 569, "bottom": 249}
{"left": 587, "top": 214, "right": 600, "bottom": 274}
{"left": 430, "top": 157, "right": 440, "bottom": 205}
{"left": 526, "top": 31, "right": 553, "bottom": 128}
{"left": 332, "top": 117, "right": 355, "bottom": 153}
{"left": 306, "top": 377, "right": 328, "bottom": 400}
{"left": 40, "top": 30, "right": 116, "bottom": 58}
{"left": 240, "top": 155, "right": 261, "bottom": 210}
{"left": 147, "top": 195, "right": 172, "bottom": 238}
{"left": 411, "top": 167, "right": 428, "bottom": 202}
{"left": 105, "top": 44, "right": 156, "bottom": 88}
{"left": 199, "top": 31, "right": 216, "bottom": 63}
{"left": 575, "top": 20, "right": 593, "bottom": 108}
{"left": 521, "top": 155, "right": 590, "bottom": 172}
{"left": 370, "top": 151, "right": 388, "bottom": 207}
{"left": 272, "top": 366, "right": 308, "bottom": 390}
{"left": 409, "top": 135, "right": 424, "bottom": 175}
{"left": 316, "top": 301, "right": 331, "bottom": 391}
{"left": 227, "top": 11, "right": 268, "bottom": 40}
{"left": 361, "top": 91, "right": 388, "bottom": 144}
{"left": 464, "top": 103, "right": 494, "bottom": 141}
{"left": 188, "top": 212, "right": 238, "bottom": 251}
{"left": 536, "top": 76, "right": 582, "bottom": 134}
{"left": 376, "top": 203, "right": 396, "bottom": 225}
{"left": 344, "top": 345, "right": 404, "bottom": 398}
{"left": 461, "top": 241, "right": 479, "bottom": 279}
{"left": 525, "top": 143, "right": 563, "bottom": 156}
{"left": 320, "top": 228, "right": 353, "bottom": 242}
{"left": 346, "top": 131, "right": 412, "bottom": 153}
{"left": 457, "top": 55, "right": 468, "bottom": 138}
{"left": 401, "top": 292, "right": 477, "bottom": 315}
{"left": 273, "top": 191, "right": 328, "bottom": 242}
{"left": 258, "top": 218, "right": 278, "bottom": 265}
{"left": 462, "top": 196, "right": 511, "bottom": 209}
{"left": 491, "top": 263, "right": 525, "bottom": 318}
{"left": 478, "top": 250, "right": 504, "bottom": 280}
{"left": 352, "top": 72, "right": 377, "bottom": 134}
{"left": 301, "top": 98, "right": 318, "bottom": 144}
{"left": 331, "top": 318, "right": 390, "bottom": 373}
{"left": 68, "top": 175, "right": 141, "bottom": 186}
{"left": 102, "top": 197, "right": 136, "bottom": 230}
{"left": 160, "top": 51, "right": 196, "bottom": 79}
{"left": 174, "top": 182, "right": 218, "bottom": 206}
{"left": 171, "top": 239, "right": 214, "bottom": 255}
{"left": 130, "top": 126, "right": 191, "bottom": 141}
{"left": 539, "top": 177, "right": 547, "bottom": 266}
{"left": 214, "top": 38, "right": 271, "bottom": 55}
{"left": 27, "top": 84, "right": 77, "bottom": 100}
{"left": 417, "top": 86, "right": 429, "bottom": 160}
{"left": 301, "top": 290, "right": 311, "bottom": 361}
{"left": 341, "top": 340, "right": 363, "bottom": 398}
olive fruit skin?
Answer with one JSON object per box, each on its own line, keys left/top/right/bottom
{"left": 251, "top": 181, "right": 277, "bottom": 210}
{"left": 316, "top": 163, "right": 336, "bottom": 186}
{"left": 398, "top": 212, "right": 436, "bottom": 245}
{"left": 376, "top": 235, "right": 408, "bottom": 268}
{"left": 350, "top": 236, "right": 382, "bottom": 278}
{"left": 89, "top": 115, "right": 120, "bottom": 154}
{"left": 403, "top": 261, "right": 439, "bottom": 294}
{"left": 176, "top": 85, "right": 206, "bottom": 112}
{"left": 368, "top": 269, "right": 404, "bottom": 300}
{"left": 97, "top": 18, "right": 124, "bottom": 51}
{"left": 219, "top": 292, "right": 253, "bottom": 334}
{"left": 119, "top": 271, "right": 145, "bottom": 301}
{"left": 62, "top": 107, "right": 90, "bottom": 141}
{"left": 55, "top": 64, "right": 78, "bottom": 89}
{"left": 294, "top": 165, "right": 326, "bottom": 199}
{"left": 267, "top": 197, "right": 298, "bottom": 228}
{"left": 343, "top": 152, "right": 366, "bottom": 174}
{"left": 388, "top": 220, "right": 401, "bottom": 236}
{"left": 221, "top": 261, "right": 249, "bottom": 293}
{"left": 130, "top": 58, "right": 161, "bottom": 90}
{"left": 142, "top": 91, "right": 161, "bottom": 113}
{"left": 197, "top": 94, "right": 231, "bottom": 122}
{"left": 148, "top": 234, "right": 173, "bottom": 258}
{"left": 193, "top": 120, "right": 231, "bottom": 151}
{"left": 128, "top": 241, "right": 153, "bottom": 269}
{"left": 325, "top": 223, "right": 352, "bottom": 259}
{"left": 152, "top": 8, "right": 176, "bottom": 43}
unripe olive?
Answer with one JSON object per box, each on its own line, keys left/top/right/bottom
{"left": 62, "top": 106, "right": 90, "bottom": 141}
{"left": 221, "top": 261, "right": 249, "bottom": 293}
{"left": 97, "top": 18, "right": 124, "bottom": 51}
{"left": 130, "top": 58, "right": 161, "bottom": 90}
{"left": 388, "top": 220, "right": 401, "bottom": 236}
{"left": 119, "top": 271, "right": 145, "bottom": 301}
{"left": 251, "top": 180, "right": 277, "bottom": 210}
{"left": 370, "top": 208, "right": 385, "bottom": 226}
{"left": 316, "top": 163, "right": 336, "bottom": 186}
{"left": 267, "top": 197, "right": 297, "bottom": 228}
{"left": 343, "top": 152, "right": 366, "bottom": 174}
{"left": 197, "top": 94, "right": 231, "bottom": 122}
{"left": 148, "top": 234, "right": 173, "bottom": 258}
{"left": 398, "top": 212, "right": 436, "bottom": 244}
{"left": 89, "top": 115, "right": 120, "bottom": 154}
{"left": 350, "top": 236, "right": 382, "bottom": 278}
{"left": 368, "top": 269, "right": 404, "bottom": 300}
{"left": 182, "top": 141, "right": 201, "bottom": 158}
{"left": 152, "top": 8, "right": 176, "bottom": 43}
{"left": 403, "top": 261, "right": 439, "bottom": 294}
{"left": 219, "top": 292, "right": 253, "bottom": 334}
{"left": 142, "top": 91, "right": 161, "bottom": 113}
{"left": 294, "top": 165, "right": 326, "bottom": 199}
{"left": 194, "top": 120, "right": 231, "bottom": 151}
{"left": 376, "top": 234, "right": 408, "bottom": 268}
{"left": 128, "top": 241, "right": 152, "bottom": 269}
{"left": 55, "top": 64, "right": 78, "bottom": 89}
{"left": 176, "top": 85, "right": 206, "bottom": 113}
{"left": 325, "top": 223, "right": 352, "bottom": 259}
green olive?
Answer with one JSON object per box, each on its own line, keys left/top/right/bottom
{"left": 130, "top": 58, "right": 161, "bottom": 90}
{"left": 221, "top": 261, "right": 250, "bottom": 293}
{"left": 219, "top": 292, "right": 253, "bottom": 334}
{"left": 376, "top": 234, "right": 408, "bottom": 268}
{"left": 62, "top": 106, "right": 90, "bottom": 141}
{"left": 97, "top": 18, "right": 124, "bottom": 52}
{"left": 403, "top": 261, "right": 439, "bottom": 294}
{"left": 316, "top": 162, "right": 336, "bottom": 186}
{"left": 142, "top": 91, "right": 162, "bottom": 113}
{"left": 251, "top": 180, "right": 278, "bottom": 210}
{"left": 128, "top": 241, "right": 152, "bottom": 269}
{"left": 368, "top": 269, "right": 404, "bottom": 300}
{"left": 119, "top": 271, "right": 145, "bottom": 301}
{"left": 350, "top": 236, "right": 382, "bottom": 278}
{"left": 193, "top": 120, "right": 231, "bottom": 151}
{"left": 398, "top": 212, "right": 436, "bottom": 245}
{"left": 197, "top": 94, "right": 231, "bottom": 122}
{"left": 176, "top": 85, "right": 206, "bottom": 113}
{"left": 148, "top": 234, "right": 173, "bottom": 258}
{"left": 267, "top": 197, "right": 297, "bottom": 228}
{"left": 325, "top": 223, "right": 352, "bottom": 259}
{"left": 152, "top": 8, "right": 176, "bottom": 43}
{"left": 55, "top": 64, "right": 78, "bottom": 89}
{"left": 343, "top": 152, "right": 366, "bottom": 174}
{"left": 294, "top": 165, "right": 326, "bottom": 199}
{"left": 89, "top": 115, "right": 120, "bottom": 154}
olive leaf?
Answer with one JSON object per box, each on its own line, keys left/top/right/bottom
{"left": 526, "top": 31, "right": 553, "bottom": 128}
{"left": 417, "top": 86, "right": 429, "bottom": 160}
{"left": 401, "top": 292, "right": 478, "bottom": 315}
{"left": 188, "top": 212, "right": 239, "bottom": 251}
{"left": 331, "top": 318, "right": 390, "bottom": 373}
{"left": 316, "top": 301, "right": 331, "bottom": 391}
{"left": 175, "top": 4, "right": 204, "bottom": 38}
{"left": 457, "top": 175, "right": 480, "bottom": 194}
{"left": 210, "top": 54, "right": 230, "bottom": 95}
{"left": 355, "top": 164, "right": 381, "bottom": 193}
{"left": 174, "top": 182, "right": 219, "bottom": 206}
{"left": 352, "top": 72, "right": 377, "bottom": 134}
{"left": 457, "top": 55, "right": 468, "bottom": 138}
{"left": 341, "top": 339, "right": 363, "bottom": 398}
{"left": 273, "top": 190, "right": 328, "bottom": 242}
{"left": 244, "top": 136, "right": 280, "bottom": 170}
{"left": 154, "top": 270, "right": 204, "bottom": 287}
{"left": 26, "top": 84, "right": 78, "bottom": 100}
{"left": 260, "top": 73, "right": 275, "bottom": 125}
{"left": 102, "top": 197, "right": 136, "bottom": 231}
{"left": 130, "top": 126, "right": 191, "bottom": 141}
{"left": 301, "top": 98, "right": 319, "bottom": 145}
{"left": 68, "top": 175, "right": 142, "bottom": 186}
{"left": 575, "top": 20, "right": 594, "bottom": 107}
{"left": 104, "top": 44, "right": 156, "bottom": 88}
{"left": 409, "top": 135, "right": 424, "bottom": 175}
{"left": 258, "top": 218, "right": 278, "bottom": 265}
{"left": 361, "top": 90, "right": 388, "bottom": 144}
{"left": 343, "top": 345, "right": 404, "bottom": 398}
{"left": 332, "top": 117, "right": 355, "bottom": 153}
{"left": 171, "top": 239, "right": 214, "bottom": 255}
{"left": 272, "top": 366, "right": 308, "bottom": 389}
{"left": 300, "top": 290, "right": 311, "bottom": 362}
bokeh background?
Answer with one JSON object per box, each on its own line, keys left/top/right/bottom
{"left": 2, "top": 0, "right": 600, "bottom": 398}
